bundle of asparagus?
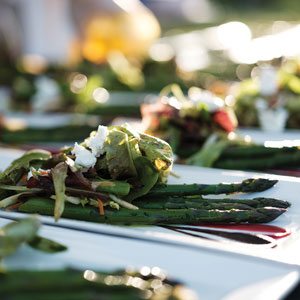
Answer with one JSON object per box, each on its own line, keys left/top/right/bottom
{"left": 1, "top": 267, "right": 196, "bottom": 300}
{"left": 0, "top": 124, "right": 290, "bottom": 225}
{"left": 0, "top": 124, "right": 96, "bottom": 145}
{"left": 187, "top": 134, "right": 300, "bottom": 172}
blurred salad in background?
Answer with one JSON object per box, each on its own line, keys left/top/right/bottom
{"left": 141, "top": 84, "right": 237, "bottom": 158}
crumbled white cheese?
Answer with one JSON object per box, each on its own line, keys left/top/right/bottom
{"left": 190, "top": 90, "right": 224, "bottom": 112}
{"left": 259, "top": 66, "right": 278, "bottom": 96}
{"left": 65, "top": 156, "right": 79, "bottom": 172}
{"left": 86, "top": 125, "right": 108, "bottom": 157}
{"left": 72, "top": 142, "right": 97, "bottom": 168}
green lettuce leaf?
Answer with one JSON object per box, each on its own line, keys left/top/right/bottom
{"left": 105, "top": 129, "right": 137, "bottom": 179}
{"left": 138, "top": 133, "right": 173, "bottom": 183}
{"left": 126, "top": 156, "right": 159, "bottom": 201}
{"left": 0, "top": 150, "right": 51, "bottom": 184}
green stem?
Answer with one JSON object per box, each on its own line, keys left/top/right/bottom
{"left": 214, "top": 151, "right": 300, "bottom": 170}
{"left": 145, "top": 178, "right": 278, "bottom": 197}
{"left": 18, "top": 197, "right": 286, "bottom": 224}
{"left": 135, "top": 196, "right": 290, "bottom": 210}
{"left": 1, "top": 125, "right": 96, "bottom": 144}
{"left": 221, "top": 145, "right": 298, "bottom": 158}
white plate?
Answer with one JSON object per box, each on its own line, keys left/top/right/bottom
{"left": 1, "top": 217, "right": 299, "bottom": 300}
{"left": 238, "top": 128, "right": 300, "bottom": 147}
{"left": 3, "top": 112, "right": 101, "bottom": 129}
{"left": 1, "top": 150, "right": 300, "bottom": 273}
{"left": 0, "top": 148, "right": 25, "bottom": 168}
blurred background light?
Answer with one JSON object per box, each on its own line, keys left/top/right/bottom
{"left": 217, "top": 22, "right": 252, "bottom": 50}
{"left": 92, "top": 87, "right": 110, "bottom": 103}
{"left": 181, "top": 0, "right": 216, "bottom": 23}
{"left": 2, "top": 0, "right": 300, "bottom": 115}
{"left": 228, "top": 24, "right": 300, "bottom": 64}
{"left": 149, "top": 43, "right": 175, "bottom": 62}
{"left": 70, "top": 73, "right": 88, "bottom": 94}
{"left": 20, "top": 54, "right": 48, "bottom": 75}
{"left": 176, "top": 46, "right": 209, "bottom": 72}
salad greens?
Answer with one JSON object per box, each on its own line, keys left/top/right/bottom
{"left": 0, "top": 150, "right": 51, "bottom": 185}
{"left": 0, "top": 124, "right": 290, "bottom": 225}
{"left": 141, "top": 84, "right": 237, "bottom": 159}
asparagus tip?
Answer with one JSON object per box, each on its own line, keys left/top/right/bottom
{"left": 256, "top": 207, "right": 287, "bottom": 223}
{"left": 241, "top": 178, "right": 278, "bottom": 193}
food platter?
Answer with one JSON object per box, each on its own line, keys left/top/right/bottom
{"left": 1, "top": 148, "right": 300, "bottom": 266}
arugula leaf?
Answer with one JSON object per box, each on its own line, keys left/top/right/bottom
{"left": 0, "top": 150, "right": 51, "bottom": 184}
{"left": 52, "top": 162, "right": 68, "bottom": 221}
{"left": 126, "top": 156, "right": 159, "bottom": 201}
{"left": 105, "top": 129, "right": 137, "bottom": 179}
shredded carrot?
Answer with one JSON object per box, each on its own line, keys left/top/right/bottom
{"left": 40, "top": 170, "right": 50, "bottom": 176}
{"left": 6, "top": 202, "right": 22, "bottom": 211}
{"left": 20, "top": 174, "right": 28, "bottom": 184}
{"left": 98, "top": 199, "right": 105, "bottom": 216}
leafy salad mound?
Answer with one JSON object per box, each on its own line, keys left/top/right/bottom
{"left": 0, "top": 124, "right": 173, "bottom": 220}
{"left": 141, "top": 85, "right": 237, "bottom": 158}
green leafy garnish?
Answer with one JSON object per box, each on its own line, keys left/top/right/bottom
{"left": 126, "top": 156, "right": 159, "bottom": 201}
{"left": 105, "top": 129, "right": 137, "bottom": 179}
{"left": 0, "top": 150, "right": 51, "bottom": 184}
{"left": 138, "top": 133, "right": 173, "bottom": 183}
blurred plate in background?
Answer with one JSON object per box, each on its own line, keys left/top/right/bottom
{"left": 1, "top": 217, "right": 299, "bottom": 300}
